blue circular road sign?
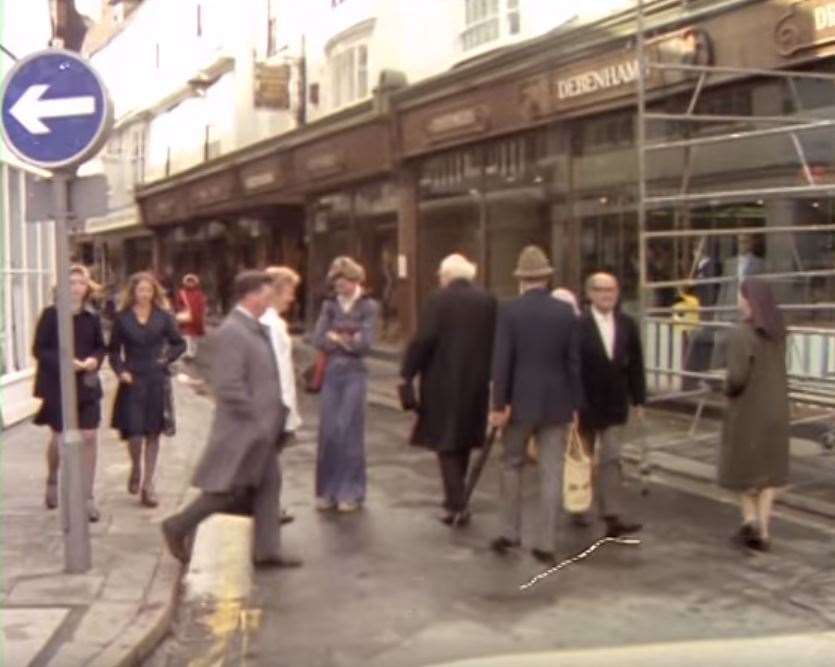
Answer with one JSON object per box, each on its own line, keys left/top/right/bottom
{"left": 1, "top": 49, "right": 113, "bottom": 171}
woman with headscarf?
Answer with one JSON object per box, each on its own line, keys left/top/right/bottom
{"left": 33, "top": 265, "right": 107, "bottom": 521}
{"left": 312, "top": 257, "right": 379, "bottom": 513}
{"left": 109, "top": 272, "right": 186, "bottom": 508}
{"left": 719, "top": 278, "right": 789, "bottom": 552}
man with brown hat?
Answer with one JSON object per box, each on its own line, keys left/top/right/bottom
{"left": 490, "top": 245, "right": 583, "bottom": 566}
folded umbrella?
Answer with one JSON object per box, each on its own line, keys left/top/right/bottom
{"left": 453, "top": 427, "right": 498, "bottom": 526}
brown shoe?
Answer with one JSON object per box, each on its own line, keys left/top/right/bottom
{"left": 141, "top": 489, "right": 159, "bottom": 508}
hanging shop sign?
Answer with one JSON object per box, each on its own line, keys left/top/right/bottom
{"left": 254, "top": 62, "right": 291, "bottom": 109}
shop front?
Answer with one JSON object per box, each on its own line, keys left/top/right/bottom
{"left": 294, "top": 120, "right": 398, "bottom": 340}
{"left": 391, "top": 0, "right": 835, "bottom": 345}
{"left": 139, "top": 157, "right": 305, "bottom": 319}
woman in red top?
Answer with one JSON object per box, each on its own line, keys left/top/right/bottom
{"left": 176, "top": 274, "right": 207, "bottom": 360}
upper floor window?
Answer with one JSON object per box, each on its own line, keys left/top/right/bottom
{"left": 461, "top": 0, "right": 520, "bottom": 51}
{"left": 328, "top": 29, "right": 370, "bottom": 110}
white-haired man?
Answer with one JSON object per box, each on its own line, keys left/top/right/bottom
{"left": 401, "top": 253, "right": 496, "bottom": 526}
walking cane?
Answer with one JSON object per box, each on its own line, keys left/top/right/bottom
{"left": 453, "top": 427, "right": 499, "bottom": 526}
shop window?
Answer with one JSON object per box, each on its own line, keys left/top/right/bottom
{"left": 328, "top": 28, "right": 371, "bottom": 110}
{"left": 573, "top": 111, "right": 635, "bottom": 155}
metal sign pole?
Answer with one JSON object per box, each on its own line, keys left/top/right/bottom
{"left": 53, "top": 170, "right": 91, "bottom": 573}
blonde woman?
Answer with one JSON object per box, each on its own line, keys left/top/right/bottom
{"left": 32, "top": 265, "right": 106, "bottom": 521}
{"left": 109, "top": 272, "right": 186, "bottom": 507}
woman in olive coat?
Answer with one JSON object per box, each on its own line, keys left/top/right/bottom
{"left": 718, "top": 278, "right": 789, "bottom": 551}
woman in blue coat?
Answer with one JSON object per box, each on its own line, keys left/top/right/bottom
{"left": 33, "top": 265, "right": 106, "bottom": 521}
{"left": 109, "top": 272, "right": 185, "bottom": 508}
{"left": 313, "top": 257, "right": 378, "bottom": 512}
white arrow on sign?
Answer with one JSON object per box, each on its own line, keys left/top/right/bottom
{"left": 10, "top": 84, "right": 96, "bottom": 135}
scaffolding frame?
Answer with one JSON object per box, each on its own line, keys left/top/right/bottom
{"left": 634, "top": 0, "right": 835, "bottom": 453}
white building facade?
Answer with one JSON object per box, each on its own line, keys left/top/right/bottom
{"left": 1, "top": 0, "right": 58, "bottom": 426}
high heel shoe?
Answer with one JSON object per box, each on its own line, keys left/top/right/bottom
{"left": 140, "top": 488, "right": 159, "bottom": 508}
{"left": 45, "top": 481, "right": 58, "bottom": 509}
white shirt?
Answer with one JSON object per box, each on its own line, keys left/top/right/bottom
{"left": 591, "top": 306, "right": 616, "bottom": 360}
{"left": 260, "top": 307, "right": 302, "bottom": 432}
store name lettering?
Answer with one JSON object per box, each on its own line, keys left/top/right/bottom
{"left": 557, "top": 59, "right": 640, "bottom": 100}
{"left": 814, "top": 2, "right": 835, "bottom": 31}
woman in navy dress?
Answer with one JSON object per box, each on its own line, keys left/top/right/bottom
{"left": 109, "top": 272, "right": 185, "bottom": 508}
{"left": 313, "top": 257, "right": 378, "bottom": 512}
{"left": 33, "top": 265, "right": 106, "bottom": 521}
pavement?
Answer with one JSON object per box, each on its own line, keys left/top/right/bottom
{"left": 145, "top": 391, "right": 835, "bottom": 667}
{"left": 5, "top": 341, "right": 835, "bottom": 667}
{"left": 1, "top": 371, "right": 214, "bottom": 667}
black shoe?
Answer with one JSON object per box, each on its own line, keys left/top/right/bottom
{"left": 570, "top": 513, "right": 593, "bottom": 528}
{"left": 605, "top": 516, "right": 643, "bottom": 538}
{"left": 747, "top": 536, "right": 771, "bottom": 552}
{"left": 161, "top": 519, "right": 189, "bottom": 564}
{"left": 280, "top": 511, "right": 295, "bottom": 525}
{"left": 254, "top": 555, "right": 303, "bottom": 569}
{"left": 490, "top": 536, "right": 520, "bottom": 554}
{"left": 731, "top": 522, "right": 757, "bottom": 546}
{"left": 531, "top": 548, "right": 557, "bottom": 566}
{"left": 439, "top": 513, "right": 455, "bottom": 526}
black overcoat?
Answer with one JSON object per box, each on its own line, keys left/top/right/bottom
{"left": 577, "top": 310, "right": 646, "bottom": 430}
{"left": 108, "top": 308, "right": 186, "bottom": 439}
{"left": 401, "top": 279, "right": 496, "bottom": 453}
{"left": 32, "top": 305, "right": 107, "bottom": 407}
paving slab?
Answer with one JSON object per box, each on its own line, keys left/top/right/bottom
{"left": 2, "top": 608, "right": 69, "bottom": 667}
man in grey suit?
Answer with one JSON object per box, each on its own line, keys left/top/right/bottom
{"left": 490, "top": 246, "right": 583, "bottom": 567}
{"left": 162, "top": 271, "right": 301, "bottom": 569}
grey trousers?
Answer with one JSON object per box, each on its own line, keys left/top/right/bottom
{"left": 500, "top": 422, "right": 567, "bottom": 552}
{"left": 579, "top": 426, "right": 624, "bottom": 518}
{"left": 167, "top": 456, "right": 282, "bottom": 561}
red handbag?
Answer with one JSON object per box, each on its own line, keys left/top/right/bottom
{"left": 303, "top": 351, "right": 328, "bottom": 394}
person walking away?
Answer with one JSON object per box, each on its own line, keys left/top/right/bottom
{"left": 577, "top": 272, "right": 645, "bottom": 538}
{"left": 719, "top": 278, "right": 789, "bottom": 552}
{"left": 313, "top": 257, "right": 378, "bottom": 513}
{"left": 490, "top": 246, "right": 583, "bottom": 566}
{"left": 262, "top": 266, "right": 303, "bottom": 524}
{"left": 33, "top": 265, "right": 107, "bottom": 522}
{"left": 162, "top": 271, "right": 301, "bottom": 568}
{"left": 109, "top": 272, "right": 186, "bottom": 508}
{"left": 400, "top": 254, "right": 496, "bottom": 526}
{"left": 176, "top": 274, "right": 207, "bottom": 361}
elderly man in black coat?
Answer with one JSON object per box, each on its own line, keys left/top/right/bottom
{"left": 401, "top": 254, "right": 497, "bottom": 526}
{"left": 490, "top": 246, "right": 583, "bottom": 566}
{"left": 578, "top": 271, "right": 645, "bottom": 538}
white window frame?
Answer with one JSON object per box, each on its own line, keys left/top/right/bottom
{"left": 326, "top": 21, "right": 373, "bottom": 112}
{"left": 461, "top": 0, "right": 520, "bottom": 52}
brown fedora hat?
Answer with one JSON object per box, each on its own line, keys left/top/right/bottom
{"left": 513, "top": 245, "right": 554, "bottom": 279}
